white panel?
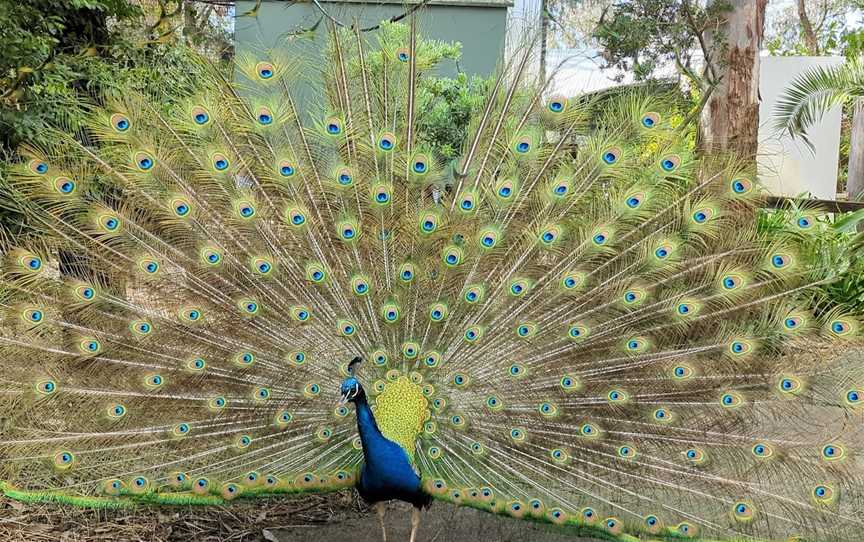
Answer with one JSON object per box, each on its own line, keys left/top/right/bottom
{"left": 758, "top": 56, "right": 844, "bottom": 200}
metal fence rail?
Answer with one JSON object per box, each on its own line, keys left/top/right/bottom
{"left": 761, "top": 196, "right": 864, "bottom": 213}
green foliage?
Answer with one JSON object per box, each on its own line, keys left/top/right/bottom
{"left": 758, "top": 205, "right": 864, "bottom": 313}
{"left": 592, "top": 1, "right": 728, "bottom": 85}
{"left": 358, "top": 22, "right": 492, "bottom": 162}
{"left": 417, "top": 73, "right": 491, "bottom": 160}
{"left": 0, "top": 0, "right": 213, "bottom": 246}
{"left": 842, "top": 27, "right": 864, "bottom": 60}
{"left": 0, "top": 0, "right": 204, "bottom": 153}
{"left": 764, "top": 0, "right": 859, "bottom": 57}
{"left": 764, "top": 2, "right": 861, "bottom": 192}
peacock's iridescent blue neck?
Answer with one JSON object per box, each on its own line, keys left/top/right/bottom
{"left": 354, "top": 393, "right": 385, "bottom": 455}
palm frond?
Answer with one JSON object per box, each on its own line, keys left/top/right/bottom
{"left": 772, "top": 57, "right": 864, "bottom": 147}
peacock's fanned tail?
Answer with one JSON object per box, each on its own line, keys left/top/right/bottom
{"left": 0, "top": 20, "right": 862, "bottom": 542}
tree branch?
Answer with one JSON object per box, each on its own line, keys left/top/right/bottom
{"left": 797, "top": 0, "right": 820, "bottom": 55}
{"left": 309, "top": 0, "right": 433, "bottom": 32}
{"left": 673, "top": 50, "right": 702, "bottom": 89}
{"left": 681, "top": 0, "right": 718, "bottom": 84}
{"left": 678, "top": 77, "right": 718, "bottom": 134}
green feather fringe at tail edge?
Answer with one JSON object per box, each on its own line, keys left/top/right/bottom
{"left": 0, "top": 481, "right": 780, "bottom": 542}
{"left": 429, "top": 491, "right": 779, "bottom": 542}
{"left": 0, "top": 480, "right": 338, "bottom": 508}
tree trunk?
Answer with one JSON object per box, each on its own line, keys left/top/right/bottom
{"left": 849, "top": 98, "right": 864, "bottom": 200}
{"left": 796, "top": 0, "right": 820, "bottom": 55}
{"left": 700, "top": 0, "right": 768, "bottom": 161}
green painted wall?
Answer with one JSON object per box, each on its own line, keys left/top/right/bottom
{"left": 235, "top": 1, "right": 507, "bottom": 78}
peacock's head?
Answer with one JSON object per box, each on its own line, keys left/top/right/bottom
{"left": 338, "top": 356, "right": 364, "bottom": 404}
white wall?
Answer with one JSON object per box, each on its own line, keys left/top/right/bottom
{"left": 757, "top": 56, "right": 844, "bottom": 200}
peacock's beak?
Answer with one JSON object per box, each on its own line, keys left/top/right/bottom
{"left": 338, "top": 383, "right": 359, "bottom": 405}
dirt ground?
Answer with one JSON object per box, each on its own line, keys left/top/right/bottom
{"left": 270, "top": 501, "right": 591, "bottom": 542}
{"left": 0, "top": 492, "right": 596, "bottom": 542}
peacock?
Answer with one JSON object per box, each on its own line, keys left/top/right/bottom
{"left": 1, "top": 17, "right": 863, "bottom": 542}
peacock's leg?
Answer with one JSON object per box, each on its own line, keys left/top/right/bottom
{"left": 375, "top": 502, "right": 387, "bottom": 542}
{"left": 409, "top": 507, "right": 421, "bottom": 542}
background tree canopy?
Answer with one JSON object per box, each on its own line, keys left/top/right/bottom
{"left": 0, "top": 0, "right": 492, "bottom": 176}
{"left": 0, "top": 0, "right": 231, "bottom": 154}
{"left": 3, "top": 0, "right": 862, "bottom": 192}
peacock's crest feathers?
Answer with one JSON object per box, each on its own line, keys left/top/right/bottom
{"left": 0, "top": 18, "right": 862, "bottom": 542}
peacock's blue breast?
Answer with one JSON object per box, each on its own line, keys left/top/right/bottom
{"left": 356, "top": 418, "right": 425, "bottom": 506}
{"left": 361, "top": 436, "right": 420, "bottom": 487}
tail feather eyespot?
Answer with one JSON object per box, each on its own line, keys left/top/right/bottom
{"left": 601, "top": 147, "right": 621, "bottom": 165}
{"left": 255, "top": 61, "right": 276, "bottom": 80}
{"left": 547, "top": 95, "right": 568, "bottom": 114}
{"left": 110, "top": 113, "right": 131, "bottom": 133}
{"left": 658, "top": 154, "right": 681, "bottom": 173}
{"left": 256, "top": 106, "right": 275, "bottom": 126}
{"left": 641, "top": 111, "right": 660, "bottom": 128}
{"left": 190, "top": 105, "right": 211, "bottom": 126}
